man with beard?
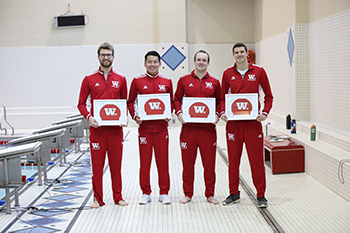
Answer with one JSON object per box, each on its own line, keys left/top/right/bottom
{"left": 127, "top": 50, "right": 173, "bottom": 205}
{"left": 78, "top": 42, "right": 128, "bottom": 208}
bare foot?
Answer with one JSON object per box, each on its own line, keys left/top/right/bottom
{"left": 91, "top": 199, "right": 100, "bottom": 208}
{"left": 117, "top": 200, "right": 128, "bottom": 206}
{"left": 179, "top": 196, "right": 191, "bottom": 204}
{"left": 207, "top": 196, "right": 220, "bottom": 205}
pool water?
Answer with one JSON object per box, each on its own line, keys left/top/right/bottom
{"left": 0, "top": 153, "right": 59, "bottom": 201}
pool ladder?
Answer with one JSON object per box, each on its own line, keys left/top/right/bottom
{"left": 0, "top": 105, "right": 14, "bottom": 135}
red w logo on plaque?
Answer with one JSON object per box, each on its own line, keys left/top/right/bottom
{"left": 100, "top": 104, "right": 121, "bottom": 120}
{"left": 144, "top": 98, "right": 165, "bottom": 115}
{"left": 232, "top": 98, "right": 252, "bottom": 115}
{"left": 189, "top": 102, "right": 210, "bottom": 118}
{"left": 94, "top": 99, "right": 127, "bottom": 125}
{"left": 225, "top": 93, "right": 258, "bottom": 120}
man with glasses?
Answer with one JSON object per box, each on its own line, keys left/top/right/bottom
{"left": 78, "top": 42, "right": 128, "bottom": 208}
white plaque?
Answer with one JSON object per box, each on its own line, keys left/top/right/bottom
{"left": 225, "top": 93, "right": 258, "bottom": 120}
{"left": 137, "top": 93, "right": 171, "bottom": 120}
{"left": 93, "top": 99, "right": 127, "bottom": 126}
{"left": 182, "top": 97, "right": 216, "bottom": 123}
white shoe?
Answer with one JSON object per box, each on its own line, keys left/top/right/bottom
{"left": 159, "top": 194, "right": 171, "bottom": 205}
{"left": 139, "top": 194, "right": 151, "bottom": 205}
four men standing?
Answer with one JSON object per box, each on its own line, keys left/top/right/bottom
{"left": 78, "top": 42, "right": 273, "bottom": 208}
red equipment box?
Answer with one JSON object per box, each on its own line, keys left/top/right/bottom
{"left": 264, "top": 136, "right": 305, "bottom": 174}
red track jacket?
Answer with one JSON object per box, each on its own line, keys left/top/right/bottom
{"left": 174, "top": 71, "right": 221, "bottom": 128}
{"left": 78, "top": 67, "right": 128, "bottom": 122}
{"left": 127, "top": 72, "right": 173, "bottom": 133}
{"left": 220, "top": 62, "right": 273, "bottom": 116}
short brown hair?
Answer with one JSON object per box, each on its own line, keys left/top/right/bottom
{"left": 194, "top": 50, "right": 210, "bottom": 62}
{"left": 97, "top": 42, "right": 114, "bottom": 56}
{"left": 232, "top": 42, "right": 247, "bottom": 53}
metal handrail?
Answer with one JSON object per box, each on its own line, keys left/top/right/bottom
{"left": 0, "top": 105, "right": 15, "bottom": 135}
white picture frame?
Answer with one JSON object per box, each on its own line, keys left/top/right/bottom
{"left": 182, "top": 97, "right": 216, "bottom": 123}
{"left": 225, "top": 93, "right": 258, "bottom": 120}
{"left": 93, "top": 99, "right": 127, "bottom": 126}
{"left": 137, "top": 93, "right": 172, "bottom": 120}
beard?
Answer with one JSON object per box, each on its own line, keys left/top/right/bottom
{"left": 100, "top": 59, "right": 113, "bottom": 68}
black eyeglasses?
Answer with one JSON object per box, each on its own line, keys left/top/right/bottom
{"left": 99, "top": 53, "right": 113, "bottom": 58}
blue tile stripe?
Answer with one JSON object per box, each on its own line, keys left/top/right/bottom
{"left": 65, "top": 131, "right": 131, "bottom": 231}
{"left": 5, "top": 131, "right": 131, "bottom": 233}
{"left": 287, "top": 28, "right": 295, "bottom": 66}
{"left": 2, "top": 151, "right": 89, "bottom": 233}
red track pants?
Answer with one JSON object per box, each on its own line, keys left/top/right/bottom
{"left": 90, "top": 127, "right": 124, "bottom": 206}
{"left": 226, "top": 120, "right": 266, "bottom": 197}
{"left": 180, "top": 125, "right": 217, "bottom": 198}
{"left": 138, "top": 130, "right": 170, "bottom": 195}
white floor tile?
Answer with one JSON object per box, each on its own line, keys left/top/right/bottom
{"left": 1, "top": 126, "right": 350, "bottom": 233}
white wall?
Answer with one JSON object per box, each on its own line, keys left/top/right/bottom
{"left": 255, "top": 9, "right": 350, "bottom": 152}
{"left": 187, "top": 0, "right": 255, "bottom": 43}
{"left": 0, "top": 0, "right": 187, "bottom": 47}
{"left": 308, "top": 0, "right": 350, "bottom": 22}
{"left": 0, "top": 0, "right": 256, "bottom": 47}
{"left": 308, "top": 10, "right": 350, "bottom": 136}
{"left": 255, "top": 33, "right": 296, "bottom": 119}
{"left": 0, "top": 44, "right": 190, "bottom": 129}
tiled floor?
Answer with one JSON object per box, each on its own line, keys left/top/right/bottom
{"left": 1, "top": 126, "right": 350, "bottom": 233}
